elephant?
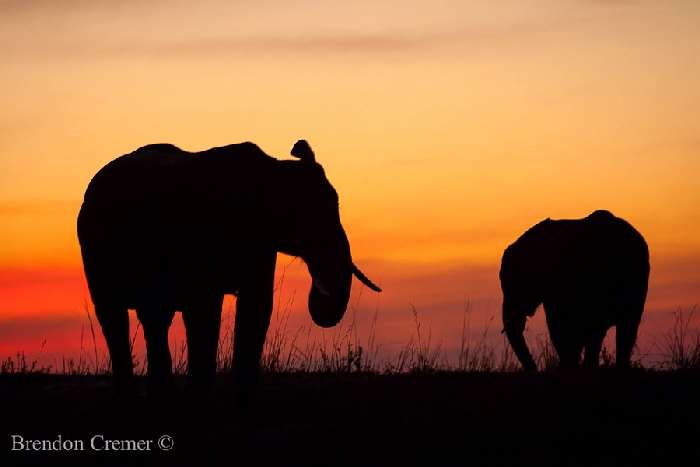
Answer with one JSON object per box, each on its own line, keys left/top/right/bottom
{"left": 77, "top": 139, "right": 381, "bottom": 396}
{"left": 499, "top": 210, "right": 649, "bottom": 370}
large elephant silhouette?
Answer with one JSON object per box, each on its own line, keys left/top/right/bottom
{"left": 499, "top": 210, "right": 649, "bottom": 370}
{"left": 77, "top": 140, "right": 381, "bottom": 395}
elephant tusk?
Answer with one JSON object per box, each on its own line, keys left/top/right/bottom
{"left": 351, "top": 263, "right": 382, "bottom": 292}
{"left": 313, "top": 278, "right": 331, "bottom": 296}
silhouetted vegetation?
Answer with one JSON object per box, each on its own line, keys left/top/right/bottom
{"left": 2, "top": 359, "right": 698, "bottom": 467}
{"left": 657, "top": 307, "right": 700, "bottom": 369}
{"left": 3, "top": 304, "right": 698, "bottom": 376}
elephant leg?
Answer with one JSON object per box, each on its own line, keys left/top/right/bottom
{"left": 182, "top": 294, "right": 223, "bottom": 389}
{"left": 94, "top": 303, "right": 134, "bottom": 393}
{"left": 616, "top": 318, "right": 641, "bottom": 369}
{"left": 546, "top": 305, "right": 582, "bottom": 369}
{"left": 583, "top": 327, "right": 607, "bottom": 368}
{"left": 558, "top": 346, "right": 582, "bottom": 369}
{"left": 136, "top": 307, "right": 176, "bottom": 393}
{"left": 233, "top": 252, "right": 276, "bottom": 402}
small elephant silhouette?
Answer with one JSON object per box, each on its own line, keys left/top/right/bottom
{"left": 77, "top": 140, "right": 381, "bottom": 396}
{"left": 500, "top": 210, "right": 649, "bottom": 370}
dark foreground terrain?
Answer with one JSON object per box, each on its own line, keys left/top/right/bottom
{"left": 1, "top": 371, "right": 698, "bottom": 466}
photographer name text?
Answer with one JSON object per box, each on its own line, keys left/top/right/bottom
{"left": 9, "top": 434, "right": 174, "bottom": 452}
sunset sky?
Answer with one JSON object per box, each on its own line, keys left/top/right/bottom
{"left": 1, "top": 0, "right": 699, "bottom": 365}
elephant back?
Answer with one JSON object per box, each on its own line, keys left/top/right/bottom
{"left": 77, "top": 142, "right": 276, "bottom": 307}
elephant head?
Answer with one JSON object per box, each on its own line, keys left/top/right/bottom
{"left": 499, "top": 219, "right": 556, "bottom": 371}
{"left": 276, "top": 140, "right": 381, "bottom": 327}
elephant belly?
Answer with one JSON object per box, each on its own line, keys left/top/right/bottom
{"left": 81, "top": 223, "right": 244, "bottom": 310}
{"left": 544, "top": 278, "right": 635, "bottom": 332}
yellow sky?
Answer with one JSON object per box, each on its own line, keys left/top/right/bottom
{"left": 1, "top": 0, "right": 699, "bottom": 338}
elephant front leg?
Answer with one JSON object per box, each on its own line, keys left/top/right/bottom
{"left": 232, "top": 252, "right": 276, "bottom": 405}
{"left": 183, "top": 294, "right": 223, "bottom": 392}
{"left": 136, "top": 307, "right": 176, "bottom": 396}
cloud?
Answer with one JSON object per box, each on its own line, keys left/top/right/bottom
{"left": 0, "top": 9, "right": 603, "bottom": 61}
{"left": 0, "top": 0, "right": 163, "bottom": 13}
{"left": 1, "top": 30, "right": 474, "bottom": 60}
{"left": 147, "top": 33, "right": 449, "bottom": 55}
{"left": 581, "top": 0, "right": 641, "bottom": 5}
{"left": 86, "top": 17, "right": 593, "bottom": 58}
{"left": 0, "top": 267, "right": 83, "bottom": 287}
{"left": 0, "top": 314, "right": 82, "bottom": 341}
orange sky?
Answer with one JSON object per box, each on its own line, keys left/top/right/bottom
{"left": 1, "top": 0, "right": 699, "bottom": 366}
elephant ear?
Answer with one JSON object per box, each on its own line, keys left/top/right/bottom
{"left": 291, "top": 139, "right": 315, "bottom": 162}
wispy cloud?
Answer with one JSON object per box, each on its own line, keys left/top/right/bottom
{"left": 0, "top": 314, "right": 81, "bottom": 340}
{"left": 0, "top": 9, "right": 603, "bottom": 61}
{"left": 0, "top": 30, "right": 479, "bottom": 60}
{"left": 581, "top": 0, "right": 641, "bottom": 5}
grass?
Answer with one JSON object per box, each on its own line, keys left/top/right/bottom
{"left": 657, "top": 306, "right": 700, "bottom": 369}
{"left": 2, "top": 277, "right": 696, "bottom": 467}
{"left": 2, "top": 298, "right": 699, "bottom": 375}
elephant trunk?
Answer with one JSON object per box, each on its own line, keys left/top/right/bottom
{"left": 308, "top": 271, "right": 352, "bottom": 328}
{"left": 306, "top": 232, "right": 353, "bottom": 328}
{"left": 503, "top": 303, "right": 537, "bottom": 371}
{"left": 505, "top": 327, "right": 537, "bottom": 371}
{"left": 305, "top": 229, "right": 382, "bottom": 328}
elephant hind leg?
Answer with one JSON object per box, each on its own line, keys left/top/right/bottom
{"left": 94, "top": 304, "right": 134, "bottom": 394}
{"left": 558, "top": 345, "right": 583, "bottom": 369}
{"left": 616, "top": 318, "right": 641, "bottom": 369}
{"left": 583, "top": 327, "right": 608, "bottom": 368}
{"left": 136, "top": 307, "right": 176, "bottom": 393}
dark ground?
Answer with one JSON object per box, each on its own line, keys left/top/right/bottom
{"left": 1, "top": 371, "right": 698, "bottom": 466}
